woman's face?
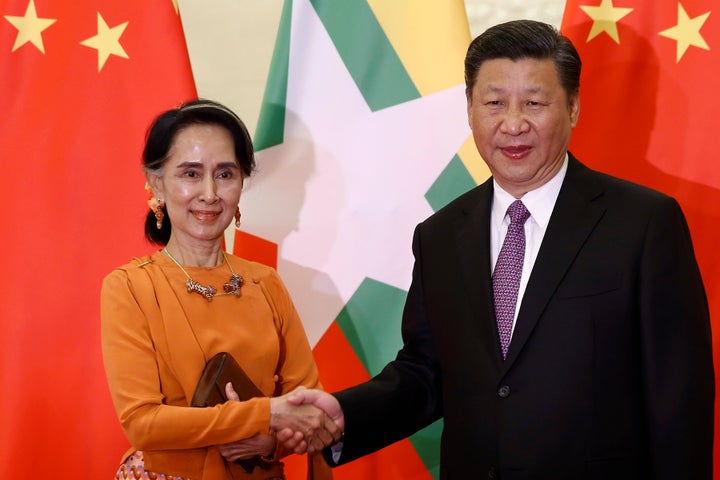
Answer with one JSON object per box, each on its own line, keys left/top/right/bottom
{"left": 148, "top": 123, "right": 243, "bottom": 248}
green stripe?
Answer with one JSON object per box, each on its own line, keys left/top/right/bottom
{"left": 410, "top": 420, "right": 442, "bottom": 480}
{"left": 425, "top": 154, "right": 477, "bottom": 212}
{"left": 310, "top": 0, "right": 420, "bottom": 111}
{"left": 254, "top": 0, "right": 293, "bottom": 150}
{"left": 335, "top": 277, "right": 405, "bottom": 375}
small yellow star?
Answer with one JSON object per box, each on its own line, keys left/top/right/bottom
{"left": 80, "top": 12, "right": 129, "bottom": 72}
{"left": 579, "top": 0, "right": 633, "bottom": 43}
{"left": 4, "top": 0, "right": 57, "bottom": 53}
{"left": 659, "top": 3, "right": 710, "bottom": 63}
{"left": 171, "top": 0, "right": 179, "bottom": 15}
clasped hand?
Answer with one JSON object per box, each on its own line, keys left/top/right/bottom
{"left": 270, "top": 386, "right": 344, "bottom": 454}
{"left": 218, "top": 384, "right": 344, "bottom": 460}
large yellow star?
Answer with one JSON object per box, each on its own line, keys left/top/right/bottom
{"left": 80, "top": 12, "right": 129, "bottom": 72}
{"left": 4, "top": 0, "right": 56, "bottom": 53}
{"left": 579, "top": 0, "right": 633, "bottom": 43}
{"left": 659, "top": 3, "right": 710, "bottom": 63}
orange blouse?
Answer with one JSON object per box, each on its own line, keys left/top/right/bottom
{"left": 101, "top": 251, "right": 331, "bottom": 480}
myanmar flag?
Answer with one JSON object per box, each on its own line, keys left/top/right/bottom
{"left": 236, "top": 0, "right": 484, "bottom": 478}
{"left": 560, "top": 0, "right": 720, "bottom": 474}
{"left": 0, "top": 0, "right": 195, "bottom": 477}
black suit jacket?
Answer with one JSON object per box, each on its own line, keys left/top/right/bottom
{"left": 330, "top": 155, "right": 714, "bottom": 479}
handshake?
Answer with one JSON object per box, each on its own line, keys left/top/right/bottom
{"left": 217, "top": 385, "right": 343, "bottom": 464}
{"left": 269, "top": 387, "right": 344, "bottom": 455}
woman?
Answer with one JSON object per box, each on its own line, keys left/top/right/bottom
{"left": 101, "top": 100, "right": 338, "bottom": 480}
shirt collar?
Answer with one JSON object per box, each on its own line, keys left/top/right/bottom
{"left": 492, "top": 154, "right": 569, "bottom": 229}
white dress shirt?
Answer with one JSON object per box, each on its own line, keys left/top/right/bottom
{"left": 490, "top": 155, "right": 568, "bottom": 341}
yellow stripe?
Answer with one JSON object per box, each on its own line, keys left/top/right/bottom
{"left": 458, "top": 135, "right": 491, "bottom": 183}
{"left": 368, "top": 0, "right": 489, "bottom": 185}
{"left": 367, "top": 0, "right": 470, "bottom": 96}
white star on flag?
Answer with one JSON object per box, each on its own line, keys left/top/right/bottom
{"left": 240, "top": 0, "right": 471, "bottom": 345}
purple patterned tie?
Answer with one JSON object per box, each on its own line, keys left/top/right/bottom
{"left": 493, "top": 200, "right": 530, "bottom": 359}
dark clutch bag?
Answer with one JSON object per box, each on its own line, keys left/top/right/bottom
{"left": 191, "top": 352, "right": 273, "bottom": 473}
{"left": 191, "top": 352, "right": 264, "bottom": 407}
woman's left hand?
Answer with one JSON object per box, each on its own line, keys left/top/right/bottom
{"left": 218, "top": 382, "right": 276, "bottom": 461}
{"left": 218, "top": 434, "right": 276, "bottom": 461}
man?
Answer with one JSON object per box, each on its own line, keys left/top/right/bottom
{"left": 285, "top": 19, "right": 714, "bottom": 479}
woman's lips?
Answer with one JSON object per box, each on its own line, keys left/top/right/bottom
{"left": 191, "top": 210, "right": 221, "bottom": 221}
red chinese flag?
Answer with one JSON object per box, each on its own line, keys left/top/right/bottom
{"left": 561, "top": 0, "right": 720, "bottom": 470}
{"left": 0, "top": 0, "right": 195, "bottom": 477}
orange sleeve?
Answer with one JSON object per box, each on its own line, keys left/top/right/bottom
{"left": 257, "top": 267, "right": 323, "bottom": 395}
{"left": 248, "top": 265, "right": 335, "bottom": 479}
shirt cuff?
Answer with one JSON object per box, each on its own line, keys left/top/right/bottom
{"left": 330, "top": 439, "right": 344, "bottom": 464}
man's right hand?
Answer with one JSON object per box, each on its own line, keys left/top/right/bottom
{"left": 269, "top": 388, "right": 343, "bottom": 454}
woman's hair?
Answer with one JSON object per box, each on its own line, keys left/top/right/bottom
{"left": 142, "top": 99, "right": 256, "bottom": 245}
{"left": 464, "top": 19, "right": 581, "bottom": 101}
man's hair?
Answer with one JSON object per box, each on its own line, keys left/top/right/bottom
{"left": 464, "top": 19, "right": 581, "bottom": 100}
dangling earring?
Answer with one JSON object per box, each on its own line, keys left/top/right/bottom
{"left": 235, "top": 207, "right": 241, "bottom": 228}
{"left": 154, "top": 201, "right": 165, "bottom": 229}
{"left": 145, "top": 182, "right": 164, "bottom": 229}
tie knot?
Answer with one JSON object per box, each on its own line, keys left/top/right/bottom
{"left": 507, "top": 200, "right": 530, "bottom": 225}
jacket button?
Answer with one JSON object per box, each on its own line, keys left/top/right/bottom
{"left": 497, "top": 385, "right": 511, "bottom": 398}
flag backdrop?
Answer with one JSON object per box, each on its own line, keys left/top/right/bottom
{"left": 5, "top": 0, "right": 718, "bottom": 478}
{"left": 0, "top": 0, "right": 195, "bottom": 477}
{"left": 560, "top": 0, "right": 720, "bottom": 475}
{"left": 241, "top": 0, "right": 720, "bottom": 478}
{"left": 237, "top": 0, "right": 487, "bottom": 478}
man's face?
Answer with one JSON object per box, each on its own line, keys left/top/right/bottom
{"left": 466, "top": 57, "right": 579, "bottom": 197}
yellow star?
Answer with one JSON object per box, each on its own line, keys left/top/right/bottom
{"left": 659, "top": 3, "right": 710, "bottom": 63}
{"left": 4, "top": 0, "right": 56, "bottom": 53}
{"left": 579, "top": 0, "right": 633, "bottom": 43}
{"left": 171, "top": 0, "right": 179, "bottom": 15}
{"left": 80, "top": 12, "right": 129, "bottom": 72}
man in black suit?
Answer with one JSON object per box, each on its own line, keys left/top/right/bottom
{"left": 282, "top": 19, "right": 714, "bottom": 479}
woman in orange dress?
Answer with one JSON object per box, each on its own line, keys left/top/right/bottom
{"left": 101, "top": 99, "right": 339, "bottom": 480}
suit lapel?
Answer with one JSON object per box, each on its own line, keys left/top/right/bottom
{"left": 454, "top": 179, "right": 504, "bottom": 369}
{"left": 504, "top": 157, "right": 606, "bottom": 367}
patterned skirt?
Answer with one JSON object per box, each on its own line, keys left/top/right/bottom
{"left": 113, "top": 450, "right": 286, "bottom": 480}
{"left": 114, "top": 451, "right": 186, "bottom": 480}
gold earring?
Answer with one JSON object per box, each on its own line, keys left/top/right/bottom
{"left": 145, "top": 182, "right": 165, "bottom": 230}
{"left": 154, "top": 201, "right": 165, "bottom": 229}
{"left": 235, "top": 207, "right": 241, "bottom": 228}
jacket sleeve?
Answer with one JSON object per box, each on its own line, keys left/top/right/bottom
{"left": 638, "top": 197, "right": 714, "bottom": 478}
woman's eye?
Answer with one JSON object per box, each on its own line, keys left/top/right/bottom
{"left": 217, "top": 170, "right": 239, "bottom": 180}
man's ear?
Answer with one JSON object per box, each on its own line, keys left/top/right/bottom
{"left": 569, "top": 92, "right": 580, "bottom": 128}
{"left": 466, "top": 91, "right": 474, "bottom": 130}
